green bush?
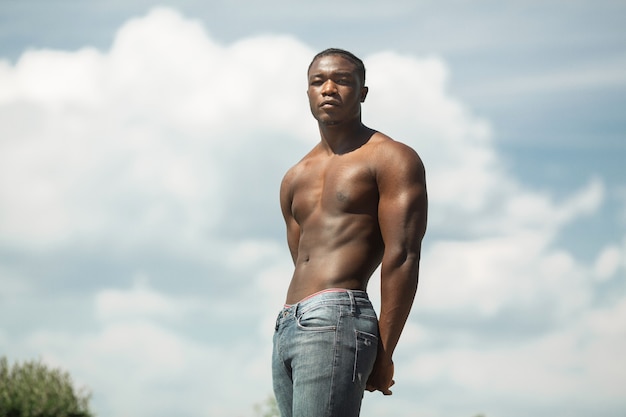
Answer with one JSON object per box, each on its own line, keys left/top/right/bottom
{"left": 253, "top": 395, "right": 279, "bottom": 417}
{"left": 0, "top": 356, "right": 94, "bottom": 417}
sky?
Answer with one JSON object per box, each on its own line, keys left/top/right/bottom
{"left": 0, "top": 1, "right": 625, "bottom": 416}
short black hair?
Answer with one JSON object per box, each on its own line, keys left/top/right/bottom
{"left": 308, "top": 48, "right": 366, "bottom": 85}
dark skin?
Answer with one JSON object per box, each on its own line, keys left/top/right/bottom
{"left": 279, "top": 54, "right": 428, "bottom": 395}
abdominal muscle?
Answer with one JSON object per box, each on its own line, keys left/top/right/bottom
{"left": 285, "top": 215, "right": 383, "bottom": 305}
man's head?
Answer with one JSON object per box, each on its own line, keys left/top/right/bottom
{"left": 306, "top": 48, "right": 369, "bottom": 126}
{"left": 308, "top": 48, "right": 366, "bottom": 87}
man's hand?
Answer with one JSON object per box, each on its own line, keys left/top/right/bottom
{"left": 366, "top": 354, "right": 395, "bottom": 395}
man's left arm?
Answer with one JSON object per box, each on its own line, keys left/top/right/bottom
{"left": 366, "top": 141, "right": 428, "bottom": 394}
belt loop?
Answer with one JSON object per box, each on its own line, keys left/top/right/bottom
{"left": 348, "top": 290, "right": 356, "bottom": 314}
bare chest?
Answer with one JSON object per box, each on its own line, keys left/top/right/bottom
{"left": 291, "top": 156, "right": 378, "bottom": 223}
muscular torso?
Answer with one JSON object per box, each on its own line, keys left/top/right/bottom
{"left": 283, "top": 133, "right": 388, "bottom": 304}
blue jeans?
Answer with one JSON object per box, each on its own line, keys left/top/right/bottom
{"left": 272, "top": 289, "right": 379, "bottom": 417}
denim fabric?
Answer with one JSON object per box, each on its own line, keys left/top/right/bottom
{"left": 272, "top": 289, "right": 379, "bottom": 417}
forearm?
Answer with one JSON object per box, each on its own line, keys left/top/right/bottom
{"left": 378, "top": 258, "right": 419, "bottom": 359}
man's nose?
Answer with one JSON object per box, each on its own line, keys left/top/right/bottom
{"left": 321, "top": 80, "right": 338, "bottom": 95}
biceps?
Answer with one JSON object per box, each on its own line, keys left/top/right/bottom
{"left": 378, "top": 187, "right": 427, "bottom": 253}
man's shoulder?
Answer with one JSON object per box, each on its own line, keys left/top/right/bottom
{"left": 285, "top": 147, "right": 315, "bottom": 171}
{"left": 368, "top": 132, "right": 423, "bottom": 168}
{"left": 367, "top": 133, "right": 426, "bottom": 193}
{"left": 281, "top": 146, "right": 321, "bottom": 186}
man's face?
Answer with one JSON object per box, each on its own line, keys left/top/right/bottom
{"left": 307, "top": 54, "right": 368, "bottom": 125}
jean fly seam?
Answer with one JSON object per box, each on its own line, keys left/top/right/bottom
{"left": 326, "top": 304, "right": 344, "bottom": 417}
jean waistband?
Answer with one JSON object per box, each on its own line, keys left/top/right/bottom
{"left": 281, "top": 288, "right": 370, "bottom": 317}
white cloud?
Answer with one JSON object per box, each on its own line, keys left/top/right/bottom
{"left": 25, "top": 321, "right": 266, "bottom": 417}
{"left": 0, "top": 7, "right": 311, "bottom": 254}
{"left": 594, "top": 245, "right": 623, "bottom": 282}
{"left": 95, "top": 275, "right": 184, "bottom": 322}
{"left": 417, "top": 232, "right": 593, "bottom": 323}
{"left": 365, "top": 51, "right": 499, "bottom": 215}
{"left": 389, "top": 296, "right": 626, "bottom": 417}
{"left": 5, "top": 275, "right": 276, "bottom": 417}
{"left": 0, "top": 6, "right": 624, "bottom": 417}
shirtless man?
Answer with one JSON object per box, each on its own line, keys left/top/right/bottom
{"left": 272, "top": 48, "right": 428, "bottom": 417}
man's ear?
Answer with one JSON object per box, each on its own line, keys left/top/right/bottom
{"left": 360, "top": 86, "right": 369, "bottom": 103}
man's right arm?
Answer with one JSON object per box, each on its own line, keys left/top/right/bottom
{"left": 280, "top": 170, "right": 300, "bottom": 265}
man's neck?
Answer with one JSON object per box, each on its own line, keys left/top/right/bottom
{"left": 318, "top": 119, "right": 371, "bottom": 155}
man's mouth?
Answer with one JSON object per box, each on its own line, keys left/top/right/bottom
{"left": 320, "top": 100, "right": 340, "bottom": 108}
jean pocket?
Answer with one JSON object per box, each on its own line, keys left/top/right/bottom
{"left": 353, "top": 330, "right": 378, "bottom": 385}
{"left": 296, "top": 304, "right": 338, "bottom": 331}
